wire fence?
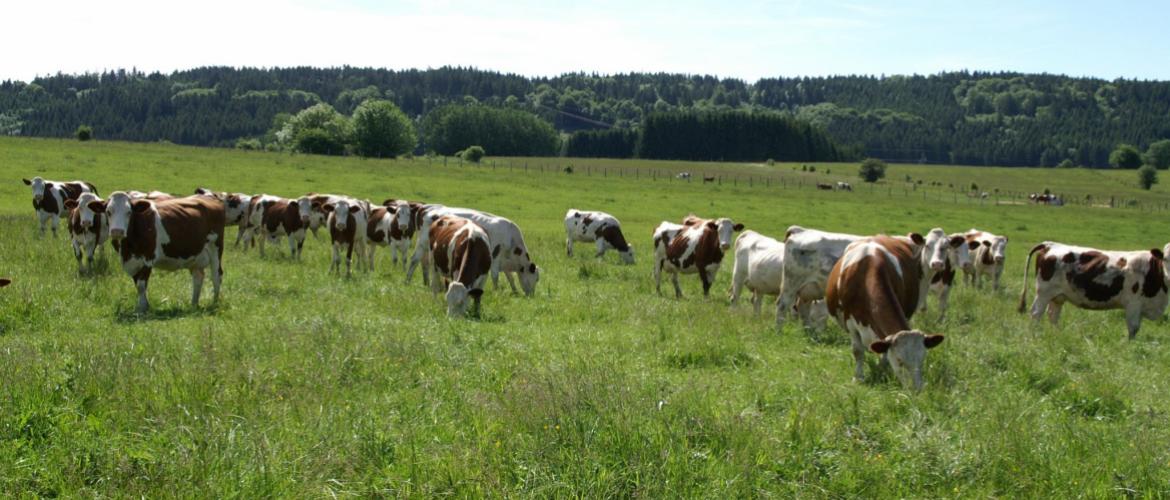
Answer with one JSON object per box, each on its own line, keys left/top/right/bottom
{"left": 420, "top": 157, "right": 1170, "bottom": 213}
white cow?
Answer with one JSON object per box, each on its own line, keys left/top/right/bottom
{"left": 776, "top": 226, "right": 862, "bottom": 327}
{"left": 564, "top": 209, "right": 634, "bottom": 264}
{"left": 964, "top": 229, "right": 1009, "bottom": 290}
{"left": 913, "top": 228, "right": 973, "bottom": 320}
{"left": 729, "top": 229, "right": 829, "bottom": 327}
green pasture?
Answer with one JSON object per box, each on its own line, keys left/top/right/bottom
{"left": 1, "top": 137, "right": 1168, "bottom": 497}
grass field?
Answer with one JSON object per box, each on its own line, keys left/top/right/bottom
{"left": 2, "top": 137, "right": 1169, "bottom": 497}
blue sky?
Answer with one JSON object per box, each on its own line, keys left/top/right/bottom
{"left": 7, "top": 0, "right": 1168, "bottom": 81}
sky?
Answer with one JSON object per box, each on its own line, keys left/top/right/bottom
{"left": 6, "top": 0, "right": 1168, "bottom": 82}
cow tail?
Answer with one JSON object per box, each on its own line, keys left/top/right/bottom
{"left": 1017, "top": 243, "right": 1045, "bottom": 314}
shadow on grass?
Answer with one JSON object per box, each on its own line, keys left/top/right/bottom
{"left": 114, "top": 302, "right": 222, "bottom": 323}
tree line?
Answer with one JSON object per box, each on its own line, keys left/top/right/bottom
{"left": 2, "top": 67, "right": 1170, "bottom": 167}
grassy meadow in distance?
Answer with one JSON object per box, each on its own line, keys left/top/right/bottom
{"left": 1, "top": 136, "right": 1170, "bottom": 496}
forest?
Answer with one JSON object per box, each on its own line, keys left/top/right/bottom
{"left": 2, "top": 66, "right": 1169, "bottom": 167}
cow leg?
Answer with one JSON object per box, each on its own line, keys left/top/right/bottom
{"left": 49, "top": 214, "right": 59, "bottom": 238}
{"left": 36, "top": 211, "right": 49, "bottom": 237}
{"left": 699, "top": 270, "right": 714, "bottom": 297}
{"left": 566, "top": 237, "right": 573, "bottom": 257}
{"left": 367, "top": 244, "right": 377, "bottom": 273}
{"left": 1047, "top": 301, "right": 1063, "bottom": 326}
{"left": 751, "top": 291, "right": 762, "bottom": 315}
{"left": 71, "top": 238, "right": 83, "bottom": 273}
{"left": 504, "top": 271, "right": 519, "bottom": 294}
{"left": 406, "top": 243, "right": 426, "bottom": 283}
{"left": 1125, "top": 303, "right": 1143, "bottom": 340}
{"left": 654, "top": 259, "right": 663, "bottom": 295}
{"left": 489, "top": 259, "right": 502, "bottom": 290}
{"left": 1029, "top": 291, "right": 1055, "bottom": 323}
{"left": 936, "top": 284, "right": 952, "bottom": 321}
{"left": 258, "top": 231, "right": 267, "bottom": 257}
{"left": 729, "top": 270, "right": 745, "bottom": 304}
{"left": 776, "top": 289, "right": 796, "bottom": 328}
{"left": 210, "top": 246, "right": 223, "bottom": 303}
{"left": 331, "top": 243, "right": 341, "bottom": 274}
{"left": 671, "top": 271, "right": 683, "bottom": 299}
{"left": 133, "top": 268, "right": 152, "bottom": 313}
{"left": 345, "top": 243, "right": 354, "bottom": 277}
{"left": 992, "top": 267, "right": 1003, "bottom": 291}
{"left": 84, "top": 239, "right": 97, "bottom": 273}
{"left": 851, "top": 332, "right": 867, "bottom": 382}
{"left": 594, "top": 239, "right": 606, "bottom": 259}
{"left": 191, "top": 268, "right": 205, "bottom": 307}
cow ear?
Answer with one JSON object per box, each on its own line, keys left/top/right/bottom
{"left": 967, "top": 240, "right": 980, "bottom": 250}
{"left": 1151, "top": 248, "right": 1165, "bottom": 261}
{"left": 64, "top": 199, "right": 78, "bottom": 210}
{"left": 349, "top": 205, "right": 361, "bottom": 214}
{"left": 869, "top": 340, "right": 892, "bottom": 354}
{"left": 733, "top": 223, "right": 744, "bottom": 232}
{"left": 909, "top": 233, "right": 925, "bottom": 246}
{"left": 321, "top": 204, "right": 334, "bottom": 213}
{"left": 528, "top": 263, "right": 537, "bottom": 273}
{"left": 468, "top": 288, "right": 484, "bottom": 299}
{"left": 22, "top": 178, "right": 31, "bottom": 185}
{"left": 87, "top": 201, "right": 106, "bottom": 213}
{"left": 131, "top": 200, "right": 152, "bottom": 213}
{"left": 706, "top": 221, "right": 717, "bottom": 230}
{"left": 382, "top": 198, "right": 395, "bottom": 207}
{"left": 949, "top": 235, "right": 965, "bottom": 248}
{"left": 924, "top": 334, "right": 945, "bottom": 349}
{"left": 983, "top": 240, "right": 991, "bottom": 247}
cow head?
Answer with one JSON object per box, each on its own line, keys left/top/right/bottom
{"left": 71, "top": 192, "right": 103, "bottom": 228}
{"left": 23, "top": 176, "right": 47, "bottom": 202}
{"left": 708, "top": 218, "right": 745, "bottom": 251}
{"left": 90, "top": 191, "right": 149, "bottom": 241}
{"left": 868, "top": 330, "right": 945, "bottom": 391}
{"left": 446, "top": 282, "right": 484, "bottom": 317}
{"left": 922, "top": 228, "right": 949, "bottom": 271}
{"left": 322, "top": 199, "right": 360, "bottom": 230}
{"left": 989, "top": 236, "right": 1008, "bottom": 264}
{"left": 295, "top": 195, "right": 315, "bottom": 225}
{"left": 392, "top": 200, "right": 412, "bottom": 230}
{"left": 619, "top": 244, "right": 635, "bottom": 265}
{"left": 949, "top": 233, "right": 974, "bottom": 272}
{"left": 520, "top": 262, "right": 540, "bottom": 297}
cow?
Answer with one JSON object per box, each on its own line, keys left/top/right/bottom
{"left": 23, "top": 177, "right": 97, "bottom": 237}
{"left": 677, "top": 172, "right": 692, "bottom": 180}
{"left": 87, "top": 191, "right": 225, "bottom": 313}
{"left": 408, "top": 206, "right": 539, "bottom": 296}
{"left": 299, "top": 193, "right": 345, "bottom": 238}
{"left": 826, "top": 235, "right": 945, "bottom": 390}
{"left": 1018, "top": 242, "right": 1169, "bottom": 339}
{"left": 323, "top": 198, "right": 368, "bottom": 276}
{"left": 429, "top": 215, "right": 492, "bottom": 317}
{"left": 194, "top": 188, "right": 255, "bottom": 248}
{"left": 914, "top": 228, "right": 973, "bottom": 320}
{"left": 564, "top": 209, "right": 634, "bottom": 264}
{"left": 836, "top": 182, "right": 853, "bottom": 191}
{"left": 703, "top": 175, "right": 716, "bottom": 183}
{"left": 256, "top": 196, "right": 310, "bottom": 259}
{"left": 776, "top": 226, "right": 863, "bottom": 328}
{"left": 376, "top": 199, "right": 422, "bottom": 271}
{"left": 63, "top": 192, "right": 110, "bottom": 273}
{"left": 963, "top": 229, "right": 1009, "bottom": 290}
{"left": 728, "top": 229, "right": 829, "bottom": 326}
{"left": 653, "top": 216, "right": 743, "bottom": 298}
{"left": 816, "top": 183, "right": 834, "bottom": 191}
{"left": 242, "top": 194, "right": 282, "bottom": 251}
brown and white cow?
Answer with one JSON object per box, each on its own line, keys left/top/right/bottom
{"left": 914, "top": 228, "right": 973, "bottom": 320}
{"left": 242, "top": 194, "right": 282, "bottom": 250}
{"left": 963, "top": 229, "right": 1009, "bottom": 290}
{"left": 299, "top": 193, "right": 345, "bottom": 238}
{"left": 429, "top": 215, "right": 492, "bottom": 317}
{"left": 323, "top": 198, "right": 367, "bottom": 276}
{"left": 23, "top": 176, "right": 97, "bottom": 237}
{"left": 88, "top": 191, "right": 225, "bottom": 313}
{"left": 63, "top": 192, "right": 110, "bottom": 273}
{"left": 564, "top": 209, "right": 634, "bottom": 264}
{"left": 366, "top": 199, "right": 420, "bottom": 272}
{"left": 826, "top": 235, "right": 945, "bottom": 390}
{"left": 653, "top": 215, "right": 744, "bottom": 297}
{"left": 1018, "top": 242, "right": 1169, "bottom": 339}
{"left": 257, "top": 196, "right": 311, "bottom": 259}
{"left": 409, "top": 205, "right": 540, "bottom": 296}
{"left": 194, "top": 188, "right": 255, "bottom": 248}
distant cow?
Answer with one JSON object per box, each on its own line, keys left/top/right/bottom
{"left": 23, "top": 177, "right": 97, "bottom": 237}
{"left": 256, "top": 196, "right": 310, "bottom": 259}
{"left": 826, "top": 235, "right": 945, "bottom": 390}
{"left": 776, "top": 226, "right": 863, "bottom": 327}
{"left": 963, "top": 229, "right": 1009, "bottom": 290}
{"left": 1019, "top": 242, "right": 1169, "bottom": 339}
{"left": 408, "top": 206, "right": 539, "bottom": 296}
{"left": 677, "top": 172, "right": 692, "bottom": 180}
{"left": 564, "top": 209, "right": 634, "bottom": 264}
{"left": 88, "top": 191, "right": 225, "bottom": 313}
{"left": 63, "top": 192, "right": 110, "bottom": 274}
{"left": 915, "top": 229, "right": 973, "bottom": 320}
{"left": 429, "top": 215, "right": 492, "bottom": 317}
{"left": 653, "top": 215, "right": 744, "bottom": 297}
{"left": 836, "top": 182, "right": 853, "bottom": 191}
{"left": 729, "top": 229, "right": 829, "bottom": 327}
{"left": 816, "top": 183, "right": 834, "bottom": 190}
{"left": 703, "top": 175, "right": 716, "bottom": 183}
{"left": 324, "top": 198, "right": 368, "bottom": 276}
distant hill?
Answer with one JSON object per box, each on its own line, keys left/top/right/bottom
{"left": 2, "top": 66, "right": 1168, "bottom": 167}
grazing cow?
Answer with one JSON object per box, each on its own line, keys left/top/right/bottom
{"left": 653, "top": 216, "right": 744, "bottom": 297}
{"left": 776, "top": 226, "right": 863, "bottom": 327}
{"left": 677, "top": 172, "right": 692, "bottom": 180}
{"left": 816, "top": 183, "right": 834, "bottom": 190}
{"left": 429, "top": 215, "right": 492, "bottom": 317}
{"left": 324, "top": 198, "right": 368, "bottom": 276}
{"left": 23, "top": 177, "right": 97, "bottom": 237}
{"left": 963, "top": 229, "right": 1009, "bottom": 290}
{"left": 256, "top": 196, "right": 310, "bottom": 259}
{"left": 564, "top": 209, "right": 634, "bottom": 264}
{"left": 408, "top": 206, "right": 539, "bottom": 295}
{"left": 836, "top": 182, "right": 853, "bottom": 191}
{"left": 1019, "top": 242, "right": 1169, "bottom": 339}
{"left": 63, "top": 192, "right": 110, "bottom": 273}
{"left": 826, "top": 235, "right": 945, "bottom": 390}
{"left": 195, "top": 188, "right": 255, "bottom": 247}
{"left": 914, "top": 228, "right": 973, "bottom": 320}
{"left": 87, "top": 191, "right": 225, "bottom": 313}
{"left": 728, "top": 229, "right": 829, "bottom": 326}
{"left": 703, "top": 175, "right": 716, "bottom": 183}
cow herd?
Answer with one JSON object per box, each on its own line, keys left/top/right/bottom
{"left": 17, "top": 175, "right": 1170, "bottom": 390}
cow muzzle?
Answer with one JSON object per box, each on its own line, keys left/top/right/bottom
{"left": 994, "top": 256, "right": 1005, "bottom": 264}
{"left": 110, "top": 229, "right": 126, "bottom": 240}
{"left": 81, "top": 220, "right": 93, "bottom": 228}
{"left": 930, "top": 261, "right": 945, "bottom": 271}
{"left": 961, "top": 262, "right": 975, "bottom": 271}
{"left": 720, "top": 243, "right": 731, "bottom": 251}
{"left": 34, "top": 195, "right": 43, "bottom": 202}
